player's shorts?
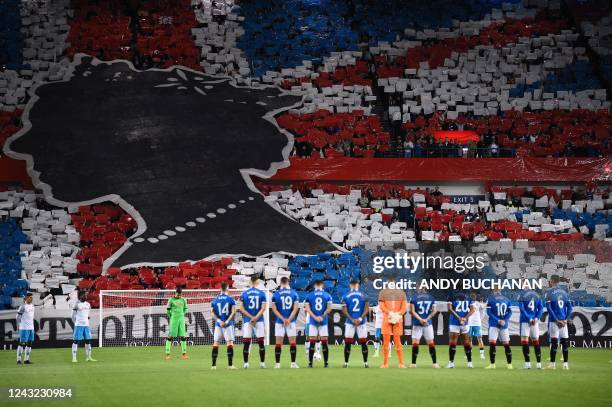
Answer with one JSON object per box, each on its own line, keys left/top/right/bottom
{"left": 344, "top": 323, "right": 367, "bottom": 339}
{"left": 73, "top": 326, "right": 92, "bottom": 341}
{"left": 214, "top": 325, "right": 235, "bottom": 343}
{"left": 488, "top": 326, "right": 510, "bottom": 343}
{"left": 375, "top": 328, "right": 381, "bottom": 339}
{"left": 449, "top": 324, "right": 469, "bottom": 334}
{"left": 469, "top": 326, "right": 482, "bottom": 337}
{"left": 19, "top": 329, "right": 34, "bottom": 343}
{"left": 168, "top": 318, "right": 186, "bottom": 337}
{"left": 548, "top": 322, "right": 569, "bottom": 339}
{"left": 308, "top": 324, "right": 329, "bottom": 338}
{"left": 243, "top": 320, "right": 265, "bottom": 339}
{"left": 520, "top": 322, "right": 540, "bottom": 339}
{"left": 412, "top": 325, "right": 434, "bottom": 342}
{"left": 275, "top": 321, "right": 297, "bottom": 337}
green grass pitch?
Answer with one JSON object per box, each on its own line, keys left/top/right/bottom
{"left": 1, "top": 346, "right": 611, "bottom": 406}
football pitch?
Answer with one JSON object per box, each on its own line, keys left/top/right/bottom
{"left": 1, "top": 346, "right": 611, "bottom": 407}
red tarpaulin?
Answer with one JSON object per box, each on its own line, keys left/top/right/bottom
{"left": 270, "top": 157, "right": 612, "bottom": 182}
{"left": 433, "top": 130, "right": 480, "bottom": 143}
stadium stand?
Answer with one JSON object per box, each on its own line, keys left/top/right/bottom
{"left": 257, "top": 182, "right": 611, "bottom": 244}
{"left": 0, "top": 190, "right": 79, "bottom": 310}
{"left": 1, "top": 0, "right": 610, "bottom": 312}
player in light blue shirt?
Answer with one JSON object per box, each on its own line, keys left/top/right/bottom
{"left": 519, "top": 290, "right": 544, "bottom": 369}
{"left": 485, "top": 291, "right": 513, "bottom": 369}
{"left": 271, "top": 277, "right": 300, "bottom": 369}
{"left": 341, "top": 280, "right": 369, "bottom": 368}
{"left": 409, "top": 288, "right": 438, "bottom": 368}
{"left": 210, "top": 282, "right": 237, "bottom": 369}
{"left": 545, "top": 281, "right": 573, "bottom": 369}
{"left": 305, "top": 280, "right": 332, "bottom": 368}
{"left": 238, "top": 275, "right": 267, "bottom": 369}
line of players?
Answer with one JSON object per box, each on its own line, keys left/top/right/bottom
{"left": 14, "top": 275, "right": 572, "bottom": 371}
{"left": 15, "top": 291, "right": 96, "bottom": 364}
{"left": 209, "top": 275, "right": 573, "bottom": 370}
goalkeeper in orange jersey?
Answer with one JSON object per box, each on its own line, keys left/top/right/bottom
{"left": 378, "top": 280, "right": 407, "bottom": 368}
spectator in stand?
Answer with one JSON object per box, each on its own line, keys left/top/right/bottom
{"left": 490, "top": 140, "right": 499, "bottom": 157}
{"left": 467, "top": 140, "right": 477, "bottom": 158}
{"left": 563, "top": 142, "right": 574, "bottom": 157}
{"left": 403, "top": 138, "right": 414, "bottom": 158}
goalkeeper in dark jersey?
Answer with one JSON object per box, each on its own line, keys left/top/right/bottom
{"left": 165, "top": 287, "right": 189, "bottom": 360}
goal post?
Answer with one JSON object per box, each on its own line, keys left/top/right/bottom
{"left": 98, "top": 289, "right": 270, "bottom": 347}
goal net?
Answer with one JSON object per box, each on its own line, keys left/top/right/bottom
{"left": 99, "top": 289, "right": 270, "bottom": 347}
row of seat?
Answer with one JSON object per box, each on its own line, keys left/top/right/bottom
{"left": 401, "top": 109, "right": 610, "bottom": 157}
{"left": 277, "top": 109, "right": 390, "bottom": 156}
{"left": 417, "top": 190, "right": 611, "bottom": 242}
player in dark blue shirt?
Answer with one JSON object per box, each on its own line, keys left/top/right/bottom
{"left": 545, "top": 282, "right": 573, "bottom": 369}
{"left": 341, "top": 280, "right": 370, "bottom": 368}
{"left": 271, "top": 277, "right": 300, "bottom": 369}
{"left": 210, "top": 282, "right": 237, "bottom": 369}
{"left": 485, "top": 291, "right": 513, "bottom": 369}
{"left": 409, "top": 287, "right": 439, "bottom": 368}
{"left": 447, "top": 291, "right": 475, "bottom": 368}
{"left": 519, "top": 290, "right": 544, "bottom": 369}
{"left": 238, "top": 275, "right": 267, "bottom": 369}
{"left": 305, "top": 280, "right": 333, "bottom": 368}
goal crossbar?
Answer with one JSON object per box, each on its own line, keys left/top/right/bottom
{"left": 98, "top": 289, "right": 270, "bottom": 347}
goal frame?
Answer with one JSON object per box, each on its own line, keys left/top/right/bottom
{"left": 98, "top": 289, "right": 270, "bottom": 347}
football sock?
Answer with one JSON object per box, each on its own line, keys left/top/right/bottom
{"left": 489, "top": 344, "right": 496, "bottom": 364}
{"left": 243, "top": 339, "right": 251, "bottom": 363}
{"left": 504, "top": 344, "right": 512, "bottom": 364}
{"left": 72, "top": 342, "right": 78, "bottom": 359}
{"left": 522, "top": 341, "right": 530, "bottom": 362}
{"left": 165, "top": 339, "right": 171, "bottom": 354}
{"left": 428, "top": 344, "right": 437, "bottom": 364}
{"left": 394, "top": 335, "right": 404, "bottom": 365}
{"left": 360, "top": 341, "right": 368, "bottom": 363}
{"left": 17, "top": 345, "right": 23, "bottom": 361}
{"left": 290, "top": 344, "right": 297, "bottom": 363}
{"left": 275, "top": 344, "right": 282, "bottom": 364}
{"left": 25, "top": 346, "right": 31, "bottom": 361}
{"left": 534, "top": 341, "right": 541, "bottom": 363}
{"left": 321, "top": 340, "right": 329, "bottom": 364}
{"left": 257, "top": 338, "right": 265, "bottom": 363}
{"left": 382, "top": 335, "right": 390, "bottom": 365}
{"left": 374, "top": 340, "right": 380, "bottom": 352}
{"left": 308, "top": 340, "right": 316, "bottom": 364}
{"left": 180, "top": 340, "right": 187, "bottom": 354}
{"left": 344, "top": 340, "right": 352, "bottom": 363}
{"left": 85, "top": 343, "right": 92, "bottom": 358}
{"left": 411, "top": 344, "right": 419, "bottom": 364}
{"left": 449, "top": 343, "right": 457, "bottom": 362}
{"left": 227, "top": 345, "right": 234, "bottom": 366}
{"left": 305, "top": 341, "right": 310, "bottom": 355}
{"left": 464, "top": 345, "right": 472, "bottom": 363}
{"left": 550, "top": 339, "right": 558, "bottom": 363}
{"left": 212, "top": 346, "right": 219, "bottom": 366}
{"left": 561, "top": 338, "right": 569, "bottom": 363}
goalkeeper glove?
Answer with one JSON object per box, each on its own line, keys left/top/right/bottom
{"left": 388, "top": 312, "right": 402, "bottom": 324}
